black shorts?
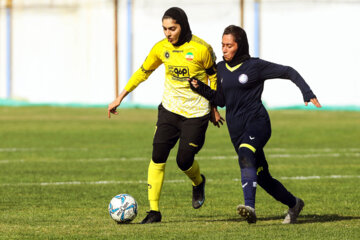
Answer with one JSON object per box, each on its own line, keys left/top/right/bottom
{"left": 153, "top": 104, "right": 210, "bottom": 153}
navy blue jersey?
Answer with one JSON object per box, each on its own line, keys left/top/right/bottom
{"left": 193, "top": 58, "right": 316, "bottom": 148}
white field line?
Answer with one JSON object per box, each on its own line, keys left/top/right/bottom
{"left": 0, "top": 179, "right": 186, "bottom": 187}
{"left": 1, "top": 147, "right": 359, "bottom": 153}
{"left": 233, "top": 175, "right": 360, "bottom": 181}
{"left": 0, "top": 147, "right": 88, "bottom": 152}
{"left": 1, "top": 175, "right": 359, "bottom": 187}
{"left": 205, "top": 148, "right": 360, "bottom": 153}
{"left": 1, "top": 152, "right": 359, "bottom": 164}
{"left": 0, "top": 159, "right": 24, "bottom": 164}
{"left": 267, "top": 153, "right": 360, "bottom": 158}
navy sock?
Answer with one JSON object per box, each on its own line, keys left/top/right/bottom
{"left": 241, "top": 167, "right": 257, "bottom": 208}
{"left": 238, "top": 146, "right": 258, "bottom": 209}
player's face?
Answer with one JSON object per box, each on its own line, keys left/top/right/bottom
{"left": 222, "top": 34, "right": 238, "bottom": 61}
{"left": 162, "top": 18, "right": 181, "bottom": 45}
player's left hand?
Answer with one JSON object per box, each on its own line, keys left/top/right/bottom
{"left": 305, "top": 98, "right": 322, "bottom": 108}
{"left": 188, "top": 78, "right": 199, "bottom": 88}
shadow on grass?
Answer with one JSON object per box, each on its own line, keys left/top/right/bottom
{"left": 257, "top": 214, "right": 360, "bottom": 224}
{"left": 297, "top": 214, "right": 360, "bottom": 224}
{"left": 161, "top": 214, "right": 360, "bottom": 224}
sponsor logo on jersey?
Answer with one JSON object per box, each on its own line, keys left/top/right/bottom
{"left": 239, "top": 74, "right": 248, "bottom": 84}
{"left": 164, "top": 51, "right": 170, "bottom": 59}
{"left": 168, "top": 65, "right": 190, "bottom": 79}
{"left": 172, "top": 50, "right": 183, "bottom": 53}
{"left": 185, "top": 52, "right": 194, "bottom": 61}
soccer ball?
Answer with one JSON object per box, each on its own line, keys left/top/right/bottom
{"left": 108, "top": 194, "right": 138, "bottom": 223}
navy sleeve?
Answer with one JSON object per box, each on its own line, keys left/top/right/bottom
{"left": 190, "top": 75, "right": 226, "bottom": 108}
{"left": 257, "top": 59, "right": 316, "bottom": 102}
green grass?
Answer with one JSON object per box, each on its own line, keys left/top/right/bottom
{"left": 0, "top": 106, "right": 359, "bottom": 239}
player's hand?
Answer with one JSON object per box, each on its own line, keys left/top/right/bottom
{"left": 108, "top": 100, "right": 120, "bottom": 118}
{"left": 188, "top": 78, "right": 199, "bottom": 88}
{"left": 305, "top": 98, "right": 321, "bottom": 108}
{"left": 210, "top": 108, "right": 225, "bottom": 128}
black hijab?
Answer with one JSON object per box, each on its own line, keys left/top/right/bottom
{"left": 223, "top": 25, "right": 250, "bottom": 67}
{"left": 162, "top": 7, "right": 192, "bottom": 46}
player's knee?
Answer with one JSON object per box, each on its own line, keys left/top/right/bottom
{"left": 238, "top": 146, "right": 256, "bottom": 169}
{"left": 152, "top": 143, "right": 172, "bottom": 164}
{"left": 176, "top": 148, "right": 195, "bottom": 171}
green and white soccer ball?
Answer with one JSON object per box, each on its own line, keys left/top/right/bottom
{"left": 108, "top": 194, "right": 138, "bottom": 223}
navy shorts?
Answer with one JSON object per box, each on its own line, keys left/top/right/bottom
{"left": 238, "top": 119, "right": 272, "bottom": 151}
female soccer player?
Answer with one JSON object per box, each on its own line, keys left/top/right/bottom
{"left": 108, "top": 7, "right": 223, "bottom": 224}
{"left": 188, "top": 25, "right": 321, "bottom": 224}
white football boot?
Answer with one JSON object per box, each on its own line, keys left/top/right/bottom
{"left": 282, "top": 197, "right": 305, "bottom": 224}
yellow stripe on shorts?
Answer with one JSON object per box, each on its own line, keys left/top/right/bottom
{"left": 239, "top": 143, "right": 256, "bottom": 153}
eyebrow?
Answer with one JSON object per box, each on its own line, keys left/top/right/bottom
{"left": 163, "top": 26, "right": 177, "bottom": 30}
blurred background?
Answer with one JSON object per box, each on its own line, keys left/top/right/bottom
{"left": 0, "top": 0, "right": 359, "bottom": 108}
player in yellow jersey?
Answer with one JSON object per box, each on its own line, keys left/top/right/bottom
{"left": 108, "top": 7, "right": 224, "bottom": 223}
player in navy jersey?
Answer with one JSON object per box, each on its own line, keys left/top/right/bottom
{"left": 188, "top": 25, "right": 321, "bottom": 224}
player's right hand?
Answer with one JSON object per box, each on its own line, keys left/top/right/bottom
{"left": 108, "top": 100, "right": 120, "bottom": 118}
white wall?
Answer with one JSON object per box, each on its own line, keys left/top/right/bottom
{"left": 0, "top": 0, "right": 359, "bottom": 107}
{"left": 260, "top": 0, "right": 360, "bottom": 107}
{"left": 0, "top": 3, "right": 8, "bottom": 98}
{"left": 1, "top": 1, "right": 115, "bottom": 104}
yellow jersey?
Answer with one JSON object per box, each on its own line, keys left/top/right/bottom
{"left": 124, "top": 35, "right": 217, "bottom": 118}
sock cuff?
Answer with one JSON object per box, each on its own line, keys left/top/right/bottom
{"left": 150, "top": 159, "right": 166, "bottom": 170}
{"left": 182, "top": 160, "right": 199, "bottom": 174}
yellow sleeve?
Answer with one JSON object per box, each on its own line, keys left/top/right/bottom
{"left": 124, "top": 43, "right": 163, "bottom": 92}
{"left": 201, "top": 45, "right": 217, "bottom": 90}
{"left": 208, "top": 72, "right": 217, "bottom": 90}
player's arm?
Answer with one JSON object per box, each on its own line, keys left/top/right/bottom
{"left": 202, "top": 46, "right": 225, "bottom": 127}
{"left": 108, "top": 44, "right": 162, "bottom": 118}
{"left": 207, "top": 66, "right": 224, "bottom": 127}
{"left": 258, "top": 59, "right": 321, "bottom": 108}
{"left": 124, "top": 44, "right": 163, "bottom": 92}
{"left": 188, "top": 75, "right": 226, "bottom": 108}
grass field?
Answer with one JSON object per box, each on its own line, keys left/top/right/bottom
{"left": 0, "top": 106, "right": 359, "bottom": 239}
